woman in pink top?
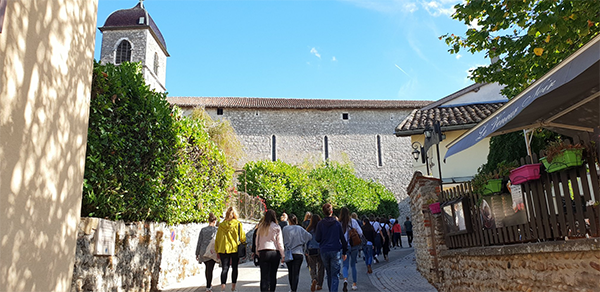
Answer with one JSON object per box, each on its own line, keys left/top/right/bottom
{"left": 255, "top": 209, "right": 285, "bottom": 291}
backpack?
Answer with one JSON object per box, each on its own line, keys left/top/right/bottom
{"left": 348, "top": 220, "right": 362, "bottom": 247}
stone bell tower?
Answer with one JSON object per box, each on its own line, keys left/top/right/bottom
{"left": 98, "top": 0, "right": 169, "bottom": 92}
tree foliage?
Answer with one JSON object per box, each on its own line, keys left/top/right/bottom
{"left": 442, "top": 0, "right": 597, "bottom": 170}
{"left": 442, "top": 0, "right": 600, "bottom": 98}
{"left": 190, "top": 108, "right": 245, "bottom": 168}
{"left": 239, "top": 160, "right": 399, "bottom": 219}
{"left": 82, "top": 62, "right": 232, "bottom": 224}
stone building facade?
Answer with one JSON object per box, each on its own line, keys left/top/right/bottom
{"left": 167, "top": 97, "right": 431, "bottom": 218}
{"left": 98, "top": 2, "right": 169, "bottom": 92}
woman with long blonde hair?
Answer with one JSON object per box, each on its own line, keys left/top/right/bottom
{"left": 215, "top": 206, "right": 246, "bottom": 292}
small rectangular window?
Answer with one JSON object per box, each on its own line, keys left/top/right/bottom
{"left": 216, "top": 108, "right": 223, "bottom": 115}
{"left": 377, "top": 135, "right": 383, "bottom": 167}
{"left": 324, "top": 136, "right": 329, "bottom": 161}
{"left": 342, "top": 113, "right": 349, "bottom": 120}
{"left": 271, "top": 135, "right": 277, "bottom": 161}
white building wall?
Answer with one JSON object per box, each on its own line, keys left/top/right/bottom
{"left": 411, "top": 130, "right": 491, "bottom": 183}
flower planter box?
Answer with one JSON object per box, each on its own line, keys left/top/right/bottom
{"left": 509, "top": 163, "right": 541, "bottom": 185}
{"left": 540, "top": 149, "right": 583, "bottom": 173}
{"left": 429, "top": 202, "right": 441, "bottom": 214}
{"left": 482, "top": 178, "right": 503, "bottom": 195}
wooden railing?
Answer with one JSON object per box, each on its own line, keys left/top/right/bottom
{"left": 441, "top": 153, "right": 599, "bottom": 249}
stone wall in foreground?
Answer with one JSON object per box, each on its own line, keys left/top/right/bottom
{"left": 407, "top": 173, "right": 600, "bottom": 292}
{"left": 438, "top": 240, "right": 600, "bottom": 292}
{"left": 71, "top": 218, "right": 255, "bottom": 292}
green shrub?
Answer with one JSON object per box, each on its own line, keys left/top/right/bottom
{"left": 239, "top": 160, "right": 399, "bottom": 218}
{"left": 82, "top": 62, "right": 232, "bottom": 224}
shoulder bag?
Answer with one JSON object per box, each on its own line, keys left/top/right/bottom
{"left": 237, "top": 222, "right": 247, "bottom": 258}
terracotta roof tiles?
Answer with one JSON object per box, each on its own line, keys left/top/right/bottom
{"left": 395, "top": 103, "right": 506, "bottom": 136}
{"left": 167, "top": 96, "right": 432, "bottom": 110}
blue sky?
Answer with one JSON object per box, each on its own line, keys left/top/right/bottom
{"left": 94, "top": 0, "right": 489, "bottom": 101}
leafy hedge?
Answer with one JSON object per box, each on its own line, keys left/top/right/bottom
{"left": 239, "top": 160, "right": 399, "bottom": 218}
{"left": 82, "top": 62, "right": 232, "bottom": 224}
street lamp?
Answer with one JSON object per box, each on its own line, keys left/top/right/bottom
{"left": 411, "top": 141, "right": 429, "bottom": 175}
{"left": 416, "top": 120, "right": 445, "bottom": 180}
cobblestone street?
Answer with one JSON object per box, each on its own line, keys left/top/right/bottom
{"left": 161, "top": 238, "right": 437, "bottom": 292}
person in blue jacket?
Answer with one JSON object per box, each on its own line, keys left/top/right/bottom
{"left": 316, "top": 203, "right": 347, "bottom": 292}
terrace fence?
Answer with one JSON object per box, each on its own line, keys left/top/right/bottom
{"left": 440, "top": 151, "right": 599, "bottom": 249}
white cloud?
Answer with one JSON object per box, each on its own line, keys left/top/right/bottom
{"left": 340, "top": 0, "right": 419, "bottom": 14}
{"left": 456, "top": 54, "right": 462, "bottom": 60}
{"left": 465, "top": 64, "right": 484, "bottom": 81}
{"left": 310, "top": 47, "right": 321, "bottom": 59}
{"left": 332, "top": 56, "right": 337, "bottom": 61}
{"left": 468, "top": 19, "right": 483, "bottom": 30}
{"left": 405, "top": 2, "right": 418, "bottom": 13}
{"left": 422, "top": 1, "right": 454, "bottom": 17}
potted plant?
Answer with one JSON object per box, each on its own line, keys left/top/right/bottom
{"left": 540, "top": 140, "right": 585, "bottom": 173}
{"left": 472, "top": 161, "right": 517, "bottom": 195}
{"left": 426, "top": 198, "right": 441, "bottom": 214}
{"left": 509, "top": 163, "right": 542, "bottom": 185}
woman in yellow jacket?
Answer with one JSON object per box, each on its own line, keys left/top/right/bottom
{"left": 215, "top": 206, "right": 246, "bottom": 292}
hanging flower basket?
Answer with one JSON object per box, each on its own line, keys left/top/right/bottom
{"left": 482, "top": 178, "right": 503, "bottom": 195}
{"left": 540, "top": 149, "right": 583, "bottom": 173}
{"left": 509, "top": 163, "right": 542, "bottom": 185}
{"left": 429, "top": 202, "right": 441, "bottom": 214}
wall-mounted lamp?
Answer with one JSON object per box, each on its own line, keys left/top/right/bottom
{"left": 411, "top": 141, "right": 422, "bottom": 161}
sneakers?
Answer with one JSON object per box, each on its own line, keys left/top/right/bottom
{"left": 374, "top": 257, "right": 379, "bottom": 263}
{"left": 352, "top": 283, "right": 358, "bottom": 290}
{"left": 343, "top": 281, "right": 348, "bottom": 292}
{"left": 311, "top": 279, "right": 317, "bottom": 292}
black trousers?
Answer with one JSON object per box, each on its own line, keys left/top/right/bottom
{"left": 259, "top": 250, "right": 281, "bottom": 291}
{"left": 286, "top": 254, "right": 304, "bottom": 292}
{"left": 392, "top": 233, "right": 402, "bottom": 247}
{"left": 406, "top": 231, "right": 413, "bottom": 246}
{"left": 203, "top": 259, "right": 216, "bottom": 288}
{"left": 219, "top": 253, "right": 239, "bottom": 285}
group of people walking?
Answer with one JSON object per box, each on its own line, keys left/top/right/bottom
{"left": 195, "top": 204, "right": 414, "bottom": 292}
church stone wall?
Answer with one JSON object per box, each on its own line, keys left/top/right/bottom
{"left": 100, "top": 29, "right": 166, "bottom": 92}
{"left": 99, "top": 29, "right": 147, "bottom": 65}
{"left": 142, "top": 30, "right": 167, "bottom": 92}
{"left": 185, "top": 107, "right": 416, "bottom": 218}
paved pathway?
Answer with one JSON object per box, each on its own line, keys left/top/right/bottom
{"left": 161, "top": 238, "right": 437, "bottom": 292}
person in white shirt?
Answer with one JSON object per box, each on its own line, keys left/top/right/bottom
{"left": 369, "top": 215, "right": 382, "bottom": 263}
{"left": 340, "top": 207, "right": 363, "bottom": 291}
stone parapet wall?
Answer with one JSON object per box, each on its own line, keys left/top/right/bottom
{"left": 407, "top": 172, "right": 600, "bottom": 292}
{"left": 438, "top": 239, "right": 600, "bottom": 292}
{"left": 71, "top": 218, "right": 256, "bottom": 292}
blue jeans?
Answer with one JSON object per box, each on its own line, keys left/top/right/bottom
{"left": 342, "top": 245, "right": 359, "bottom": 283}
{"left": 320, "top": 250, "right": 341, "bottom": 292}
{"left": 363, "top": 243, "right": 373, "bottom": 266}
